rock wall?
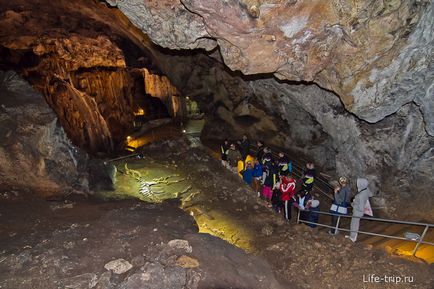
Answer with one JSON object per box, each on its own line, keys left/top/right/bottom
{"left": 0, "top": 71, "right": 89, "bottom": 197}
{"left": 0, "top": 0, "right": 155, "bottom": 153}
{"left": 0, "top": 0, "right": 432, "bottom": 219}
{"left": 105, "top": 0, "right": 434, "bottom": 219}
{"left": 1, "top": 32, "right": 135, "bottom": 153}
{"left": 0, "top": 0, "right": 190, "bottom": 153}
{"left": 108, "top": 0, "right": 434, "bottom": 137}
{"left": 150, "top": 50, "right": 434, "bottom": 220}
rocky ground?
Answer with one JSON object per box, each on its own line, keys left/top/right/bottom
{"left": 1, "top": 137, "right": 432, "bottom": 289}
{"left": 0, "top": 194, "right": 287, "bottom": 289}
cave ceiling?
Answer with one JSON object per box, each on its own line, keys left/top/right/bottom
{"left": 106, "top": 0, "right": 434, "bottom": 135}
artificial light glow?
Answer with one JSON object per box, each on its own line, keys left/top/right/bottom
{"left": 186, "top": 208, "right": 254, "bottom": 253}
{"left": 134, "top": 108, "right": 145, "bottom": 116}
{"left": 182, "top": 129, "right": 186, "bottom": 133}
{"left": 127, "top": 136, "right": 132, "bottom": 140}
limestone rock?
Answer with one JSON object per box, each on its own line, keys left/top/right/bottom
{"left": 0, "top": 71, "right": 89, "bottom": 197}
{"left": 167, "top": 239, "right": 193, "bottom": 254}
{"left": 120, "top": 262, "right": 187, "bottom": 289}
{"left": 175, "top": 255, "right": 200, "bottom": 268}
{"left": 114, "top": 0, "right": 434, "bottom": 136}
{"left": 63, "top": 273, "right": 98, "bottom": 289}
{"left": 104, "top": 259, "right": 133, "bottom": 274}
{"left": 95, "top": 271, "right": 114, "bottom": 289}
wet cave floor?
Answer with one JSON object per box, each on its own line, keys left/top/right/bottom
{"left": 1, "top": 136, "right": 433, "bottom": 289}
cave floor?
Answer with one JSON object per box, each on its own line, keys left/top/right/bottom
{"left": 1, "top": 138, "right": 433, "bottom": 289}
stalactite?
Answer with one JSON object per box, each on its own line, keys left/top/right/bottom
{"left": 143, "top": 68, "right": 178, "bottom": 100}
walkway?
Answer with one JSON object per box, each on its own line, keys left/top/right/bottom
{"left": 207, "top": 139, "right": 434, "bottom": 263}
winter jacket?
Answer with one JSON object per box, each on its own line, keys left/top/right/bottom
{"left": 280, "top": 177, "right": 296, "bottom": 201}
{"left": 242, "top": 168, "right": 254, "bottom": 185}
{"left": 256, "top": 146, "right": 265, "bottom": 162}
{"left": 352, "top": 178, "right": 373, "bottom": 214}
{"left": 334, "top": 186, "right": 350, "bottom": 206}
{"left": 262, "top": 153, "right": 273, "bottom": 168}
{"left": 302, "top": 174, "right": 314, "bottom": 192}
{"left": 277, "top": 155, "right": 291, "bottom": 176}
{"left": 252, "top": 163, "right": 263, "bottom": 178}
{"left": 304, "top": 168, "right": 316, "bottom": 179}
{"left": 238, "top": 139, "right": 250, "bottom": 158}
{"left": 263, "top": 164, "right": 278, "bottom": 188}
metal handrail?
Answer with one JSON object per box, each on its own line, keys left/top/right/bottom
{"left": 296, "top": 209, "right": 434, "bottom": 256}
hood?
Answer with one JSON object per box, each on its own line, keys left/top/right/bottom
{"left": 357, "top": 178, "right": 373, "bottom": 197}
{"left": 310, "top": 200, "right": 320, "bottom": 208}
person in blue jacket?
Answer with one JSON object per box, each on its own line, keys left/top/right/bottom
{"left": 241, "top": 161, "right": 254, "bottom": 186}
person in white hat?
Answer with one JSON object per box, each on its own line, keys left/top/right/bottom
{"left": 345, "top": 178, "right": 373, "bottom": 242}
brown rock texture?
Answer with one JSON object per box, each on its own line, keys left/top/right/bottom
{"left": 109, "top": 0, "right": 434, "bottom": 134}
{"left": 0, "top": 71, "right": 89, "bottom": 197}
{"left": 149, "top": 49, "right": 434, "bottom": 221}
{"left": 0, "top": 0, "right": 178, "bottom": 153}
{"left": 0, "top": 0, "right": 432, "bottom": 218}
{"left": 28, "top": 35, "right": 132, "bottom": 152}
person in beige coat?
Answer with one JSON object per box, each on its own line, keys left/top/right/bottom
{"left": 346, "top": 178, "right": 373, "bottom": 242}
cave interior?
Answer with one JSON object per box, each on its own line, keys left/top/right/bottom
{"left": 0, "top": 0, "right": 433, "bottom": 288}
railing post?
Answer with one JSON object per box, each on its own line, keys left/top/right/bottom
{"left": 335, "top": 215, "right": 341, "bottom": 234}
{"left": 412, "top": 225, "right": 430, "bottom": 256}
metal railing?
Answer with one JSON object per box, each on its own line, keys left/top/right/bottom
{"left": 296, "top": 209, "right": 434, "bottom": 256}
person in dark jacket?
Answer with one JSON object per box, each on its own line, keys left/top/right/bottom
{"left": 256, "top": 140, "right": 265, "bottom": 162}
{"left": 220, "top": 139, "right": 229, "bottom": 168}
{"left": 226, "top": 143, "right": 242, "bottom": 174}
{"left": 305, "top": 197, "right": 320, "bottom": 228}
{"left": 271, "top": 186, "right": 282, "bottom": 213}
{"left": 277, "top": 152, "right": 292, "bottom": 176}
{"left": 261, "top": 159, "right": 278, "bottom": 201}
{"left": 301, "top": 173, "right": 315, "bottom": 193}
{"left": 261, "top": 147, "right": 273, "bottom": 168}
{"left": 303, "top": 162, "right": 316, "bottom": 178}
{"left": 237, "top": 134, "right": 251, "bottom": 163}
{"left": 252, "top": 159, "right": 263, "bottom": 197}
{"left": 329, "top": 176, "right": 351, "bottom": 235}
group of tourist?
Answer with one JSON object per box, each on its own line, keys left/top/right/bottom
{"left": 220, "top": 135, "right": 373, "bottom": 242}
{"left": 221, "top": 135, "right": 320, "bottom": 227}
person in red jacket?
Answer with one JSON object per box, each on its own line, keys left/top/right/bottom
{"left": 280, "top": 175, "right": 297, "bottom": 221}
